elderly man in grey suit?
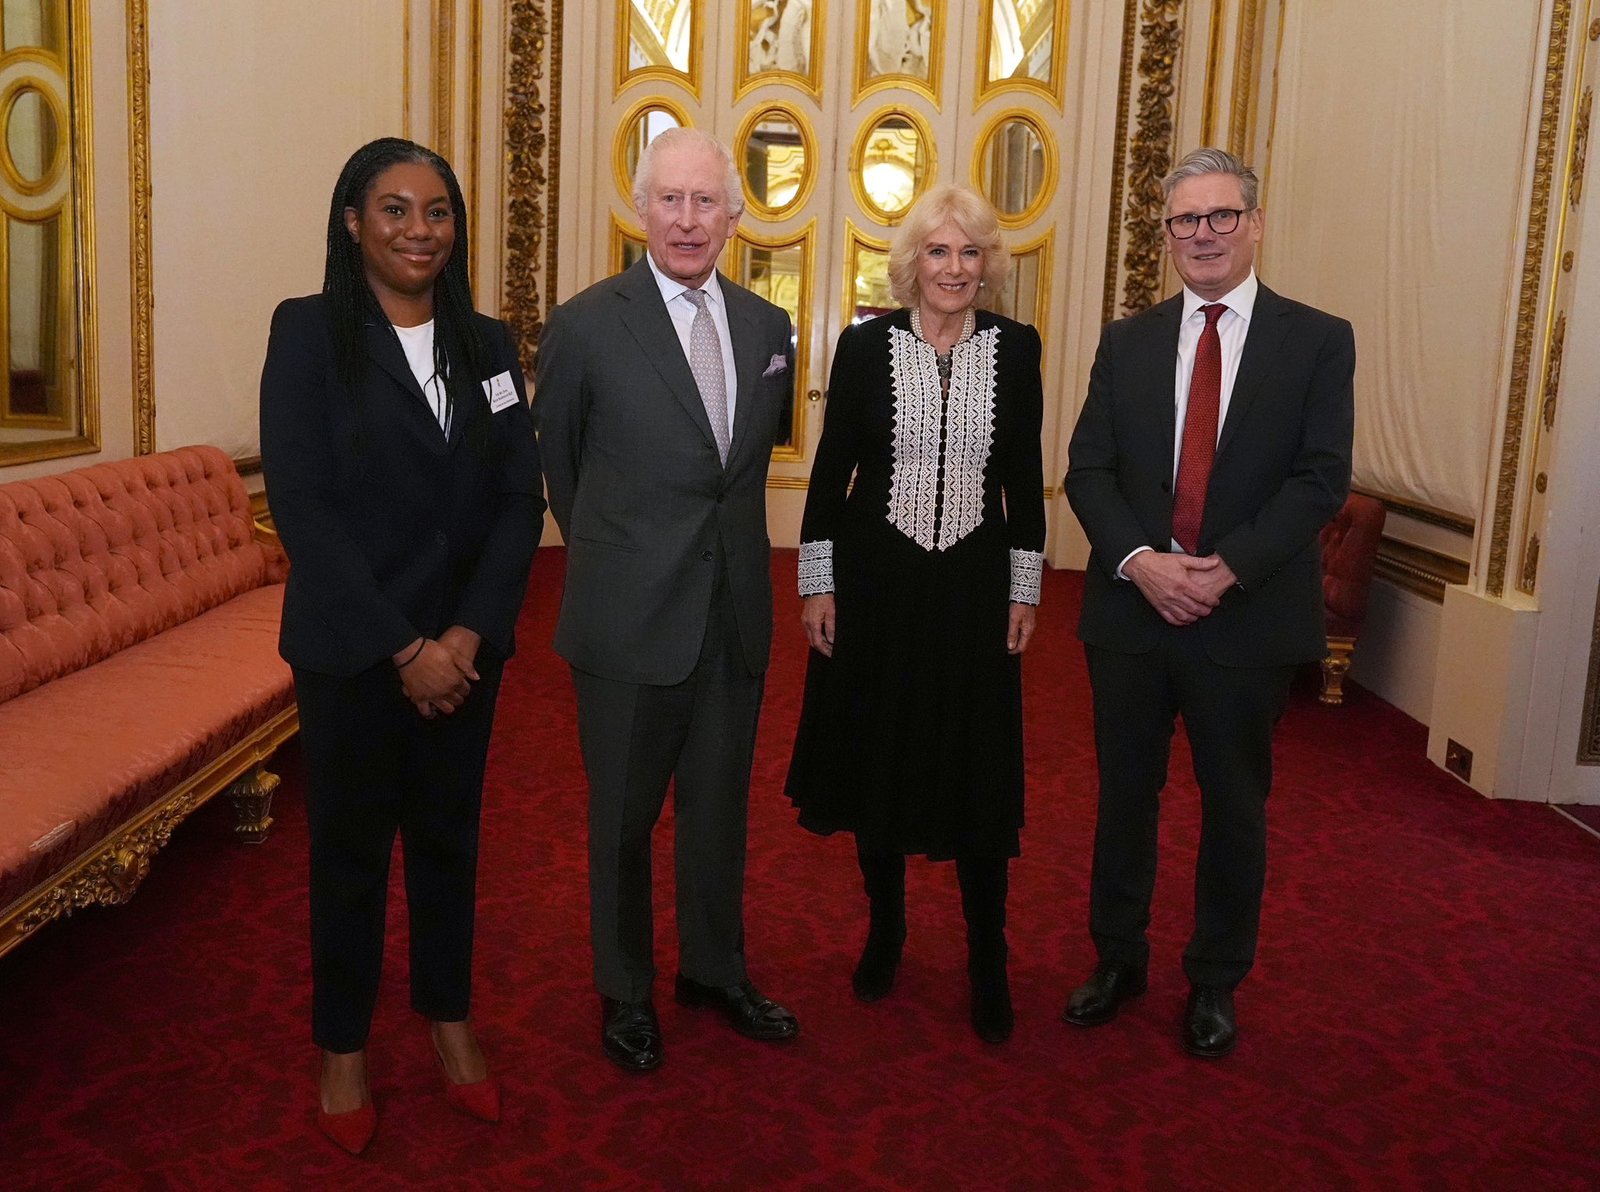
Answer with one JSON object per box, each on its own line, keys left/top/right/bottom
{"left": 534, "top": 127, "right": 799, "bottom": 1072}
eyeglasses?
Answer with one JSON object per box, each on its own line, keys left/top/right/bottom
{"left": 1163, "top": 208, "right": 1252, "bottom": 239}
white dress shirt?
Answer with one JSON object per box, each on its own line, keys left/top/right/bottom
{"left": 645, "top": 253, "right": 738, "bottom": 440}
{"left": 1118, "top": 269, "right": 1258, "bottom": 575}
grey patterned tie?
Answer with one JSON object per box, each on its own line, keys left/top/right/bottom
{"left": 683, "top": 288, "right": 731, "bottom": 464}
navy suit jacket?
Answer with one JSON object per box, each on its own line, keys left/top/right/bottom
{"left": 1065, "top": 284, "right": 1355, "bottom": 667}
{"left": 260, "top": 293, "right": 545, "bottom": 677}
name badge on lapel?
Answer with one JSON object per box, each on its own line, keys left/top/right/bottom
{"left": 482, "top": 370, "right": 520, "bottom": 412}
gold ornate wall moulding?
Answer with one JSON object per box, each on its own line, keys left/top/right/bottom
{"left": 1571, "top": 85, "right": 1591, "bottom": 207}
{"left": 434, "top": 0, "right": 455, "bottom": 160}
{"left": 842, "top": 218, "right": 892, "bottom": 329}
{"left": 851, "top": 105, "right": 935, "bottom": 225}
{"left": 1100, "top": 0, "right": 1139, "bottom": 324}
{"left": 503, "top": 0, "right": 561, "bottom": 374}
{"left": 737, "top": 0, "right": 824, "bottom": 101}
{"left": 1542, "top": 310, "right": 1565, "bottom": 430}
{"left": 613, "top": 95, "right": 691, "bottom": 207}
{"left": 1581, "top": 580, "right": 1600, "bottom": 764}
{"left": 1, "top": 0, "right": 100, "bottom": 464}
{"left": 617, "top": 0, "right": 703, "bottom": 100}
{"left": 991, "top": 227, "right": 1052, "bottom": 335}
{"left": 609, "top": 212, "right": 647, "bottom": 276}
{"left": 729, "top": 220, "right": 814, "bottom": 459}
{"left": 854, "top": 0, "right": 944, "bottom": 107}
{"left": 1520, "top": 532, "right": 1540, "bottom": 594}
{"left": 1227, "top": 0, "right": 1262, "bottom": 158}
{"left": 1372, "top": 537, "right": 1470, "bottom": 604}
{"left": 972, "top": 108, "right": 1056, "bottom": 228}
{"left": 735, "top": 103, "right": 816, "bottom": 219}
{"left": 977, "top": 0, "right": 1069, "bottom": 108}
{"left": 1490, "top": 0, "right": 1572, "bottom": 598}
{"left": 1120, "top": 0, "right": 1183, "bottom": 317}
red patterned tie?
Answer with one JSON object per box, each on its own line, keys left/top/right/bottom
{"left": 1172, "top": 303, "right": 1228, "bottom": 555}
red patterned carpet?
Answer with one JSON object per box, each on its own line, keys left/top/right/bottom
{"left": 1, "top": 550, "right": 1597, "bottom": 1190}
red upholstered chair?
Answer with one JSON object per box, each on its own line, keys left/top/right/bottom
{"left": 1318, "top": 493, "right": 1387, "bottom": 705}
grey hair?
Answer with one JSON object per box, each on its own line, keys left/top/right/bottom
{"left": 1161, "top": 147, "right": 1259, "bottom": 211}
{"left": 632, "top": 126, "right": 745, "bottom": 216}
{"left": 886, "top": 184, "right": 1011, "bottom": 310}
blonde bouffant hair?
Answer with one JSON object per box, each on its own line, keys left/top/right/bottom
{"left": 887, "top": 184, "right": 1011, "bottom": 310}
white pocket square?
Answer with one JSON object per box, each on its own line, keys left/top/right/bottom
{"left": 763, "top": 355, "right": 788, "bottom": 377}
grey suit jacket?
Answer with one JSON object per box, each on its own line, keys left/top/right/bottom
{"left": 534, "top": 258, "right": 794, "bottom": 685}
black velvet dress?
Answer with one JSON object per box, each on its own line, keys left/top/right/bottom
{"left": 785, "top": 307, "right": 1046, "bottom": 859}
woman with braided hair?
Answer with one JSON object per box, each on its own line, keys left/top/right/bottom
{"left": 261, "top": 138, "right": 542, "bottom": 1153}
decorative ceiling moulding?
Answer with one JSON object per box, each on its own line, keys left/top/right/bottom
{"left": 129, "top": 0, "right": 153, "bottom": 455}
{"left": 1491, "top": 0, "right": 1580, "bottom": 599}
{"left": 502, "top": 0, "right": 562, "bottom": 374}
{"left": 1101, "top": 0, "right": 1183, "bottom": 322}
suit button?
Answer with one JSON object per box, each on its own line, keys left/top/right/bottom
{"left": 701, "top": 550, "right": 713, "bottom": 562}
{"left": 715, "top": 493, "right": 725, "bottom": 504}
{"left": 435, "top": 531, "right": 448, "bottom": 546}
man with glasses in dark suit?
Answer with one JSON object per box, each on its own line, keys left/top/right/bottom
{"left": 1061, "top": 147, "right": 1354, "bottom": 1057}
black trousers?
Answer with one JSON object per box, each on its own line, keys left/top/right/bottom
{"left": 570, "top": 572, "right": 764, "bottom": 1002}
{"left": 295, "top": 657, "right": 503, "bottom": 1053}
{"left": 1084, "top": 628, "right": 1293, "bottom": 989}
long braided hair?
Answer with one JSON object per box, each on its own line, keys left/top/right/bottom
{"left": 323, "top": 137, "right": 488, "bottom": 448}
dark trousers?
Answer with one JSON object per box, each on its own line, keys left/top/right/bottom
{"left": 571, "top": 574, "right": 764, "bottom": 1002}
{"left": 295, "top": 657, "right": 503, "bottom": 1053}
{"left": 1084, "top": 629, "right": 1293, "bottom": 989}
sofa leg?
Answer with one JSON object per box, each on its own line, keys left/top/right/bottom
{"left": 229, "top": 767, "right": 279, "bottom": 844}
{"left": 1321, "top": 636, "right": 1357, "bottom": 706}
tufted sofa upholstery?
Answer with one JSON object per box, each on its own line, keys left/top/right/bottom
{"left": 0, "top": 446, "right": 297, "bottom": 957}
{"left": 1317, "top": 492, "right": 1387, "bottom": 705}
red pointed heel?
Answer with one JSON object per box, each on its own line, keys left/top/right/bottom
{"left": 431, "top": 1026, "right": 501, "bottom": 1122}
{"left": 316, "top": 1101, "right": 377, "bottom": 1155}
{"left": 443, "top": 1073, "right": 502, "bottom": 1122}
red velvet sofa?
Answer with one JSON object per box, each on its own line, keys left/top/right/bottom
{"left": 0, "top": 446, "right": 297, "bottom": 958}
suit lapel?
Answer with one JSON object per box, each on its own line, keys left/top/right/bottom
{"left": 1216, "top": 284, "right": 1290, "bottom": 459}
{"left": 614, "top": 258, "right": 721, "bottom": 457}
{"left": 364, "top": 321, "right": 450, "bottom": 456}
{"left": 1137, "top": 295, "right": 1184, "bottom": 459}
{"left": 722, "top": 275, "right": 768, "bottom": 464}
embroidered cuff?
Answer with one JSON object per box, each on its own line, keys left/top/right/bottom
{"left": 798, "top": 539, "right": 835, "bottom": 596}
{"left": 1009, "top": 548, "right": 1044, "bottom": 606}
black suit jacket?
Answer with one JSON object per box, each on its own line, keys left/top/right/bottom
{"left": 534, "top": 259, "right": 794, "bottom": 685}
{"left": 1066, "top": 284, "right": 1354, "bottom": 667}
{"left": 260, "top": 293, "right": 545, "bottom": 677}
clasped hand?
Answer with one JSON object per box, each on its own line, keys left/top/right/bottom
{"left": 394, "top": 626, "right": 482, "bottom": 718}
{"left": 1123, "top": 550, "right": 1237, "bottom": 626}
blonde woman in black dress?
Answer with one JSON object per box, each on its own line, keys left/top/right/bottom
{"left": 787, "top": 184, "right": 1045, "bottom": 1042}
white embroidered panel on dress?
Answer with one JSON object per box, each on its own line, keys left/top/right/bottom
{"left": 886, "top": 325, "right": 999, "bottom": 551}
{"left": 797, "top": 539, "right": 834, "bottom": 595}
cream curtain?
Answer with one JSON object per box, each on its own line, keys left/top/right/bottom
{"left": 1261, "top": 0, "right": 1544, "bottom": 521}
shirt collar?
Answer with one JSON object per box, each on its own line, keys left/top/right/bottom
{"left": 1181, "top": 269, "right": 1258, "bottom": 325}
{"left": 645, "top": 251, "right": 724, "bottom": 311}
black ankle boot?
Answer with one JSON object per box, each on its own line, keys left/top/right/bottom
{"left": 854, "top": 848, "right": 906, "bottom": 1002}
{"left": 958, "top": 856, "right": 1013, "bottom": 1042}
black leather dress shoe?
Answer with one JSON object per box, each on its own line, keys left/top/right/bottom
{"left": 673, "top": 975, "right": 800, "bottom": 1042}
{"left": 1062, "top": 962, "right": 1148, "bottom": 1027}
{"left": 600, "top": 997, "right": 662, "bottom": 1072}
{"left": 1182, "top": 985, "right": 1237, "bottom": 1058}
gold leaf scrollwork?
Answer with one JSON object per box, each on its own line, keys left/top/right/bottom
{"left": 1121, "top": 0, "right": 1183, "bottom": 317}
{"left": 129, "top": 0, "right": 155, "bottom": 455}
{"left": 1490, "top": 0, "right": 1571, "bottom": 598}
{"left": 1520, "top": 533, "right": 1540, "bottom": 594}
{"left": 502, "top": 0, "right": 562, "bottom": 377}
{"left": 1571, "top": 86, "right": 1592, "bottom": 209}
{"left": 15, "top": 793, "right": 202, "bottom": 937}
{"left": 1542, "top": 311, "right": 1564, "bottom": 430}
